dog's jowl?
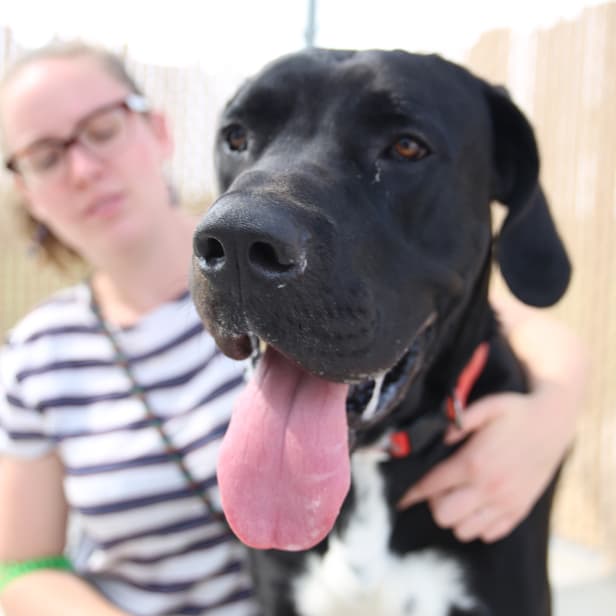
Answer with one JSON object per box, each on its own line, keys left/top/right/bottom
{"left": 191, "top": 48, "right": 571, "bottom": 616}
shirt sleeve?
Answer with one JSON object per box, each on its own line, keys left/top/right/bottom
{"left": 0, "top": 341, "right": 55, "bottom": 459}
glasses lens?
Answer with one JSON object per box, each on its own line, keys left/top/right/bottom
{"left": 81, "top": 106, "right": 128, "bottom": 152}
{"left": 19, "top": 143, "right": 65, "bottom": 176}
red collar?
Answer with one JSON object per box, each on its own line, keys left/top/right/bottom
{"left": 388, "top": 342, "right": 490, "bottom": 458}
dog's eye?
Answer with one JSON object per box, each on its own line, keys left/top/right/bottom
{"left": 390, "top": 136, "right": 429, "bottom": 161}
{"left": 224, "top": 125, "right": 248, "bottom": 152}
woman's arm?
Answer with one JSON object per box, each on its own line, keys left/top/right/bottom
{"left": 1, "top": 570, "right": 128, "bottom": 616}
{"left": 398, "top": 294, "right": 589, "bottom": 542}
{"left": 0, "top": 453, "right": 128, "bottom": 616}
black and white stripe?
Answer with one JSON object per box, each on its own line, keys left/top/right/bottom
{"left": 0, "top": 283, "right": 258, "bottom": 615}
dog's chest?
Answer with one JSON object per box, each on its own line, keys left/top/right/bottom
{"left": 292, "top": 451, "right": 476, "bottom": 616}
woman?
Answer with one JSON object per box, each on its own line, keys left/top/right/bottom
{"left": 0, "top": 42, "right": 586, "bottom": 616}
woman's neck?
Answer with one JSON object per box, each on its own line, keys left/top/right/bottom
{"left": 90, "top": 210, "right": 198, "bottom": 326}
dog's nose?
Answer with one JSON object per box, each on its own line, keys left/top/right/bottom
{"left": 194, "top": 232, "right": 303, "bottom": 277}
{"left": 193, "top": 199, "right": 309, "bottom": 284}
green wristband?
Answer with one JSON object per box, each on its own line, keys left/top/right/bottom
{"left": 0, "top": 555, "right": 72, "bottom": 592}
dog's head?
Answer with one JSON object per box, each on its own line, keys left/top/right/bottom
{"left": 191, "top": 48, "right": 570, "bottom": 551}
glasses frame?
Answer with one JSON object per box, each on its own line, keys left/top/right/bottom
{"left": 4, "top": 93, "right": 151, "bottom": 176}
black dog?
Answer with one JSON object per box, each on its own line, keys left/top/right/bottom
{"left": 191, "top": 48, "right": 570, "bottom": 616}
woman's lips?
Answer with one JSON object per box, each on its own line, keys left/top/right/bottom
{"left": 85, "top": 192, "right": 125, "bottom": 219}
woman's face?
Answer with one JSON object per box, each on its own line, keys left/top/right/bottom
{"left": 1, "top": 56, "right": 173, "bottom": 262}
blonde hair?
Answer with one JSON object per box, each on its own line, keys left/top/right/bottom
{"left": 0, "top": 41, "right": 144, "bottom": 270}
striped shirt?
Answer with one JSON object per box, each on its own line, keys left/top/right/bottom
{"left": 0, "top": 283, "right": 259, "bottom": 616}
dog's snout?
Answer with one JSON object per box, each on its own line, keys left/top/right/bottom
{"left": 193, "top": 198, "right": 311, "bottom": 287}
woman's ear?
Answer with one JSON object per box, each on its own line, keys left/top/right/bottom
{"left": 12, "top": 173, "right": 44, "bottom": 220}
{"left": 149, "top": 112, "right": 174, "bottom": 160}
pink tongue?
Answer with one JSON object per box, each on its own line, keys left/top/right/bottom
{"left": 217, "top": 347, "right": 350, "bottom": 551}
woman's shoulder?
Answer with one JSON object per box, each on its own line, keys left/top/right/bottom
{"left": 4, "top": 282, "right": 93, "bottom": 347}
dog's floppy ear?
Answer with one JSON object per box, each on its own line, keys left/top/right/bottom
{"left": 486, "top": 85, "right": 571, "bottom": 307}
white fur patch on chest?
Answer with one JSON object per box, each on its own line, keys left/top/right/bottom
{"left": 293, "top": 450, "right": 476, "bottom": 616}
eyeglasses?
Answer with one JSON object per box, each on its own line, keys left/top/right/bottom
{"left": 4, "top": 93, "right": 151, "bottom": 184}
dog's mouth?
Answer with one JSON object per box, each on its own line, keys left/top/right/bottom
{"left": 345, "top": 312, "right": 436, "bottom": 431}
{"left": 216, "top": 312, "right": 436, "bottom": 553}
{"left": 245, "top": 311, "right": 436, "bottom": 432}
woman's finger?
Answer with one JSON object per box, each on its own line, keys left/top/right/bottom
{"left": 428, "top": 485, "right": 483, "bottom": 528}
{"left": 452, "top": 506, "right": 502, "bottom": 543}
{"left": 397, "top": 450, "right": 472, "bottom": 509}
{"left": 480, "top": 516, "right": 516, "bottom": 543}
{"left": 444, "top": 394, "right": 509, "bottom": 445}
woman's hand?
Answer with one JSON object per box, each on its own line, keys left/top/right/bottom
{"left": 397, "top": 294, "right": 588, "bottom": 543}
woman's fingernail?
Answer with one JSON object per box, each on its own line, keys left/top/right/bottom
{"left": 444, "top": 427, "right": 465, "bottom": 444}
{"left": 397, "top": 490, "right": 419, "bottom": 510}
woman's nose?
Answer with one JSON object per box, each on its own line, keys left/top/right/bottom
{"left": 65, "top": 142, "right": 105, "bottom": 183}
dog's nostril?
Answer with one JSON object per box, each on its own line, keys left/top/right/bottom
{"left": 249, "top": 241, "right": 294, "bottom": 274}
{"left": 205, "top": 238, "right": 225, "bottom": 265}
{"left": 196, "top": 236, "right": 225, "bottom": 267}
